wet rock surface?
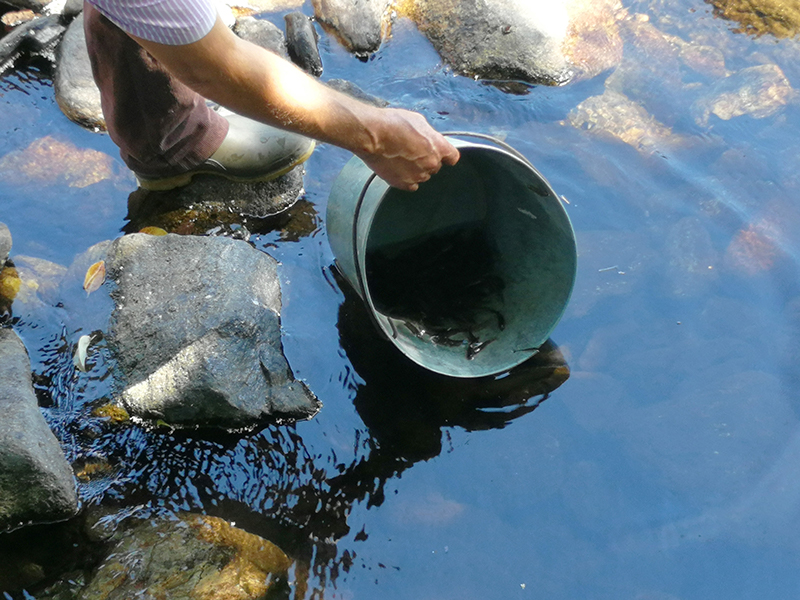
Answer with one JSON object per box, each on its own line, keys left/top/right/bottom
{"left": 61, "top": 513, "right": 293, "bottom": 600}
{"left": 126, "top": 166, "right": 306, "bottom": 222}
{"left": 0, "top": 14, "right": 65, "bottom": 71}
{"left": 65, "top": 233, "right": 319, "bottom": 428}
{"left": 312, "top": 0, "right": 391, "bottom": 56}
{"left": 397, "top": 0, "right": 624, "bottom": 86}
{"left": 0, "top": 328, "right": 78, "bottom": 533}
{"left": 233, "top": 15, "right": 288, "bottom": 57}
{"left": 55, "top": 13, "right": 105, "bottom": 131}
{"left": 285, "top": 11, "right": 323, "bottom": 76}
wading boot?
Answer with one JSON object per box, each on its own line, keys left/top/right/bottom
{"left": 135, "top": 110, "right": 316, "bottom": 191}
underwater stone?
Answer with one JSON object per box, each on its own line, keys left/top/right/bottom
{"left": 105, "top": 233, "right": 319, "bottom": 428}
{"left": 75, "top": 513, "right": 293, "bottom": 600}
{"left": 707, "top": 0, "right": 800, "bottom": 38}
{"left": 692, "top": 63, "right": 794, "bottom": 126}
{"left": 0, "top": 328, "right": 78, "bottom": 533}
{"left": 0, "top": 223, "right": 10, "bottom": 269}
{"left": 55, "top": 13, "right": 105, "bottom": 131}
{"left": 285, "top": 11, "right": 323, "bottom": 76}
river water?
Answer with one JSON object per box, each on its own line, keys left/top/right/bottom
{"left": 2, "top": 0, "right": 800, "bottom": 598}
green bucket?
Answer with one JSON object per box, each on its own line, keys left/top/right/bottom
{"left": 326, "top": 132, "right": 577, "bottom": 378}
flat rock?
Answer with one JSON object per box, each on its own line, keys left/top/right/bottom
{"left": 312, "top": 0, "right": 391, "bottom": 56}
{"left": 0, "top": 328, "right": 78, "bottom": 532}
{"left": 126, "top": 165, "right": 306, "bottom": 224}
{"left": 67, "top": 233, "right": 320, "bottom": 428}
{"left": 0, "top": 223, "right": 10, "bottom": 269}
{"left": 55, "top": 13, "right": 106, "bottom": 131}
{"left": 397, "top": 0, "right": 624, "bottom": 86}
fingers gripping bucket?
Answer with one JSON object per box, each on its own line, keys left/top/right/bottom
{"left": 326, "top": 133, "right": 577, "bottom": 378}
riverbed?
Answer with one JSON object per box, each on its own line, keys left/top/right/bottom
{"left": 2, "top": 0, "right": 800, "bottom": 597}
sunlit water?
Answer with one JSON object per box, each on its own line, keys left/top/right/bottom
{"left": 3, "top": 0, "right": 800, "bottom": 597}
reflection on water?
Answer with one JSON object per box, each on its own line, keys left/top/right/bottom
{"left": 3, "top": 0, "right": 800, "bottom": 597}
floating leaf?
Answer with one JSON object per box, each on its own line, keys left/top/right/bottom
{"left": 74, "top": 334, "right": 92, "bottom": 372}
{"left": 83, "top": 260, "right": 106, "bottom": 294}
{"left": 139, "top": 226, "right": 168, "bottom": 236}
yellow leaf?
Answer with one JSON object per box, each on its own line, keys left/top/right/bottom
{"left": 83, "top": 260, "right": 106, "bottom": 294}
{"left": 139, "top": 226, "right": 168, "bottom": 236}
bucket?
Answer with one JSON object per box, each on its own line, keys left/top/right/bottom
{"left": 326, "top": 132, "right": 577, "bottom": 378}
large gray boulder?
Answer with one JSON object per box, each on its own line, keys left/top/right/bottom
{"left": 55, "top": 13, "right": 105, "bottom": 131}
{"left": 67, "top": 233, "right": 319, "bottom": 428}
{"left": 0, "top": 328, "right": 78, "bottom": 532}
{"left": 0, "top": 223, "right": 10, "bottom": 269}
{"left": 398, "top": 0, "right": 624, "bottom": 86}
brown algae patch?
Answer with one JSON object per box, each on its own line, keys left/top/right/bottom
{"left": 707, "top": 0, "right": 800, "bottom": 38}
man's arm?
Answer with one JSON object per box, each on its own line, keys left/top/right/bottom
{"left": 129, "top": 17, "right": 459, "bottom": 191}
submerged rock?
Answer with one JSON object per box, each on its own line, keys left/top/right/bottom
{"left": 692, "top": 63, "right": 794, "bottom": 125}
{"left": 66, "top": 233, "right": 319, "bottom": 428}
{"left": 707, "top": 0, "right": 800, "bottom": 38}
{"left": 397, "top": 0, "right": 624, "bottom": 86}
{"left": 0, "top": 135, "right": 117, "bottom": 188}
{"left": 75, "top": 513, "right": 294, "bottom": 600}
{"left": 55, "top": 13, "right": 105, "bottom": 131}
{"left": 312, "top": 0, "right": 391, "bottom": 56}
{"left": 285, "top": 11, "right": 323, "bottom": 76}
{"left": 0, "top": 328, "right": 78, "bottom": 532}
{"left": 567, "top": 89, "right": 676, "bottom": 152}
{"left": 0, "top": 223, "right": 10, "bottom": 269}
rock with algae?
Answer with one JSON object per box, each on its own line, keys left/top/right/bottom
{"left": 707, "top": 0, "right": 800, "bottom": 38}
{"left": 74, "top": 513, "right": 294, "bottom": 600}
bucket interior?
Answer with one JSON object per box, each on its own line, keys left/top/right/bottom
{"left": 362, "top": 146, "right": 576, "bottom": 378}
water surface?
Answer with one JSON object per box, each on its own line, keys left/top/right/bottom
{"left": 2, "top": 0, "right": 800, "bottom": 597}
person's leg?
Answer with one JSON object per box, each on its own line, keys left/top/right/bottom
{"left": 83, "top": 2, "right": 315, "bottom": 190}
{"left": 83, "top": 1, "right": 229, "bottom": 180}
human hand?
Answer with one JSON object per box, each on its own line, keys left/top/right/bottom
{"left": 356, "top": 108, "right": 460, "bottom": 192}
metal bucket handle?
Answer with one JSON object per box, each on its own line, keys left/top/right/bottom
{"left": 349, "top": 132, "right": 531, "bottom": 340}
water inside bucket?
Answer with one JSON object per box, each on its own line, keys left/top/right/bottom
{"left": 366, "top": 224, "right": 505, "bottom": 361}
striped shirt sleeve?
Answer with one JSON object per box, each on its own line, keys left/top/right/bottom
{"left": 86, "top": 0, "right": 218, "bottom": 45}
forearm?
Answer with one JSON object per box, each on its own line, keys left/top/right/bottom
{"left": 132, "top": 19, "right": 381, "bottom": 155}
{"left": 129, "top": 18, "right": 459, "bottom": 190}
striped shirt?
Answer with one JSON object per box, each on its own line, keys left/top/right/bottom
{"left": 86, "top": 0, "right": 217, "bottom": 45}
